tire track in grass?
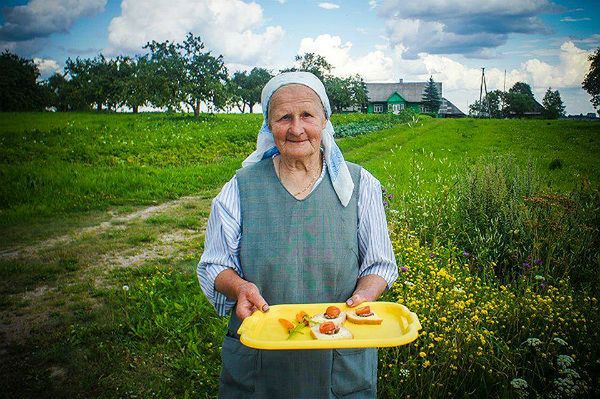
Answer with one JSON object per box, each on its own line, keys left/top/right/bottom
{"left": 0, "top": 195, "right": 209, "bottom": 261}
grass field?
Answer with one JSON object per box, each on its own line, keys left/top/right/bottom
{"left": 0, "top": 112, "right": 598, "bottom": 398}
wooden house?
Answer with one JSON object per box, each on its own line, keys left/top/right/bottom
{"left": 365, "top": 79, "right": 464, "bottom": 117}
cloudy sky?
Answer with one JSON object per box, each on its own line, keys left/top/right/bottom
{"left": 1, "top": 0, "right": 599, "bottom": 114}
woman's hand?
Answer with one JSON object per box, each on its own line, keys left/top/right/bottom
{"left": 214, "top": 268, "right": 269, "bottom": 321}
{"left": 235, "top": 281, "right": 269, "bottom": 321}
{"left": 346, "top": 274, "right": 388, "bottom": 307}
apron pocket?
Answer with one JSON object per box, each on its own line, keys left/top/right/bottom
{"left": 220, "top": 335, "right": 258, "bottom": 396}
{"left": 331, "top": 348, "right": 376, "bottom": 397}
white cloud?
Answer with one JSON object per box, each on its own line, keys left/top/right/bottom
{"left": 298, "top": 34, "right": 394, "bottom": 81}
{"left": 33, "top": 57, "right": 61, "bottom": 79}
{"left": 377, "top": 0, "right": 555, "bottom": 57}
{"left": 369, "top": 1, "right": 378, "bottom": 9}
{"left": 318, "top": 3, "right": 340, "bottom": 10}
{"left": 0, "top": 0, "right": 106, "bottom": 41}
{"left": 107, "top": 0, "right": 285, "bottom": 65}
{"left": 560, "top": 17, "right": 591, "bottom": 22}
{"left": 522, "top": 41, "right": 591, "bottom": 89}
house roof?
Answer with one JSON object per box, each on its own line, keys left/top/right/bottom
{"left": 365, "top": 81, "right": 442, "bottom": 103}
{"left": 440, "top": 97, "right": 465, "bottom": 115}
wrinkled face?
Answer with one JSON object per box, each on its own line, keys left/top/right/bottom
{"left": 268, "top": 84, "right": 327, "bottom": 162}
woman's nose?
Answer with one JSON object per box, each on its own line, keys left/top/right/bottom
{"left": 288, "top": 116, "right": 304, "bottom": 135}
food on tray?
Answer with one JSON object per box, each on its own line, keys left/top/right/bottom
{"left": 310, "top": 321, "right": 353, "bottom": 340}
{"left": 346, "top": 306, "right": 383, "bottom": 325}
{"left": 311, "top": 306, "right": 346, "bottom": 327}
{"left": 279, "top": 317, "right": 306, "bottom": 339}
{"left": 296, "top": 311, "right": 310, "bottom": 326}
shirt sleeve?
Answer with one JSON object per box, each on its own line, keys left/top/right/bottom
{"left": 357, "top": 168, "right": 399, "bottom": 289}
{"left": 197, "top": 176, "right": 242, "bottom": 316}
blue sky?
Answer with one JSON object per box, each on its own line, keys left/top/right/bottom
{"left": 1, "top": 0, "right": 599, "bottom": 114}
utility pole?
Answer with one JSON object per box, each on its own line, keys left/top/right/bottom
{"left": 479, "top": 67, "right": 489, "bottom": 118}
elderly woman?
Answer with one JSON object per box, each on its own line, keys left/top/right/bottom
{"left": 197, "top": 72, "right": 398, "bottom": 398}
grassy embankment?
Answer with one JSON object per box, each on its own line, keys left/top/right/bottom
{"left": 0, "top": 113, "right": 598, "bottom": 398}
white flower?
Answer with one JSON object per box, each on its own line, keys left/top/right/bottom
{"left": 534, "top": 275, "right": 545, "bottom": 281}
{"left": 553, "top": 337, "right": 568, "bottom": 346}
{"left": 122, "top": 285, "right": 130, "bottom": 292}
{"left": 511, "top": 378, "right": 529, "bottom": 390}
{"left": 525, "top": 338, "right": 542, "bottom": 347}
{"left": 399, "top": 369, "right": 410, "bottom": 378}
{"left": 557, "top": 355, "right": 574, "bottom": 369}
{"left": 404, "top": 281, "right": 414, "bottom": 287}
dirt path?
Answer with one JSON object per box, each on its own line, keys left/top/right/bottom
{"left": 0, "top": 194, "right": 212, "bottom": 347}
{"left": 0, "top": 195, "right": 205, "bottom": 261}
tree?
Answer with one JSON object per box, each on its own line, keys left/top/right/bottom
{"left": 505, "top": 82, "right": 535, "bottom": 117}
{"left": 469, "top": 90, "right": 507, "bottom": 118}
{"left": 541, "top": 88, "right": 565, "bottom": 119}
{"left": 325, "top": 74, "right": 368, "bottom": 113}
{"left": 119, "top": 55, "right": 151, "bottom": 113}
{"left": 282, "top": 52, "right": 333, "bottom": 82}
{"left": 421, "top": 76, "right": 442, "bottom": 114}
{"left": 0, "top": 50, "right": 46, "bottom": 111}
{"left": 582, "top": 47, "right": 600, "bottom": 112}
{"left": 231, "top": 67, "right": 273, "bottom": 113}
{"left": 144, "top": 33, "right": 228, "bottom": 117}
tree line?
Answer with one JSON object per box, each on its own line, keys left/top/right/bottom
{"left": 0, "top": 33, "right": 368, "bottom": 116}
{"left": 469, "top": 81, "right": 567, "bottom": 119}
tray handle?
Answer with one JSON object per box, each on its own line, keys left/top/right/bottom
{"left": 237, "top": 311, "right": 264, "bottom": 336}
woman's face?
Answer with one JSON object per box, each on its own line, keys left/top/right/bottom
{"left": 268, "top": 84, "right": 326, "bottom": 162}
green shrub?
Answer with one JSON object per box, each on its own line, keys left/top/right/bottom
{"left": 549, "top": 158, "right": 563, "bottom": 170}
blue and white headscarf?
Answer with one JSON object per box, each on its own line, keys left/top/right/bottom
{"left": 241, "top": 71, "right": 354, "bottom": 207}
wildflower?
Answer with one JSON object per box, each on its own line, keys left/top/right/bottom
{"left": 525, "top": 338, "right": 542, "bottom": 348}
{"left": 553, "top": 337, "right": 568, "bottom": 347}
{"left": 522, "top": 262, "right": 531, "bottom": 269}
{"left": 557, "top": 355, "right": 574, "bottom": 369}
{"left": 429, "top": 253, "right": 436, "bottom": 258}
{"left": 419, "top": 352, "right": 427, "bottom": 358}
{"left": 399, "top": 369, "right": 410, "bottom": 378}
{"left": 423, "top": 360, "right": 431, "bottom": 368}
{"left": 462, "top": 251, "right": 470, "bottom": 258}
{"left": 400, "top": 267, "right": 408, "bottom": 273}
{"left": 122, "top": 285, "right": 130, "bottom": 292}
{"left": 534, "top": 259, "right": 544, "bottom": 266}
{"left": 511, "top": 378, "right": 529, "bottom": 390}
{"left": 387, "top": 193, "right": 394, "bottom": 200}
{"left": 534, "top": 275, "right": 545, "bottom": 281}
{"left": 539, "top": 283, "right": 546, "bottom": 289}
{"left": 404, "top": 281, "right": 414, "bottom": 287}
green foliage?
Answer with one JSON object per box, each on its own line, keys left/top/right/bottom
{"left": 582, "top": 47, "right": 600, "bottom": 110}
{"left": 325, "top": 74, "right": 369, "bottom": 113}
{"left": 231, "top": 67, "right": 273, "bottom": 113}
{"left": 333, "top": 110, "right": 416, "bottom": 137}
{"left": 549, "top": 157, "right": 563, "bottom": 170}
{"left": 0, "top": 50, "right": 47, "bottom": 111}
{"left": 506, "top": 82, "right": 535, "bottom": 117}
{"left": 144, "top": 33, "right": 229, "bottom": 117}
{"left": 469, "top": 90, "right": 507, "bottom": 118}
{"left": 542, "top": 88, "right": 566, "bottom": 119}
{"left": 421, "top": 76, "right": 442, "bottom": 114}
{"left": 282, "top": 52, "right": 333, "bottom": 82}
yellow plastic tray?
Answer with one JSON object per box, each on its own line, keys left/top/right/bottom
{"left": 237, "top": 301, "right": 421, "bottom": 350}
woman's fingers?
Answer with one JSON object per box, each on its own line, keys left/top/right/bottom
{"left": 346, "top": 293, "right": 366, "bottom": 307}
{"left": 247, "top": 289, "right": 269, "bottom": 312}
{"left": 235, "top": 282, "right": 269, "bottom": 320}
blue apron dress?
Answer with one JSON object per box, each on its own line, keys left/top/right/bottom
{"left": 218, "top": 158, "right": 377, "bottom": 399}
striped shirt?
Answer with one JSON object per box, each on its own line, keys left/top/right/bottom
{"left": 197, "top": 159, "right": 398, "bottom": 316}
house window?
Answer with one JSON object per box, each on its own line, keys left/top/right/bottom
{"left": 390, "top": 103, "right": 404, "bottom": 113}
{"left": 374, "top": 104, "right": 383, "bottom": 113}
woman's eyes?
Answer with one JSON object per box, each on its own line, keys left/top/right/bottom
{"left": 277, "top": 112, "right": 314, "bottom": 121}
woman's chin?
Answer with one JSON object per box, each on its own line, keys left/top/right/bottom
{"left": 281, "top": 144, "right": 316, "bottom": 160}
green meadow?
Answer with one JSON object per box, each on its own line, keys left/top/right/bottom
{"left": 0, "top": 113, "right": 598, "bottom": 398}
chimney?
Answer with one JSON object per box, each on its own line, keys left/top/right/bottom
{"left": 399, "top": 78, "right": 403, "bottom": 83}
